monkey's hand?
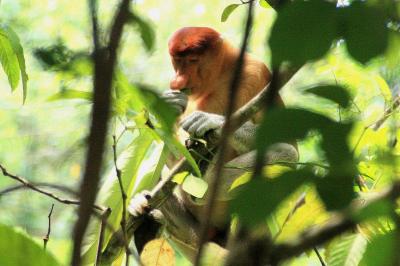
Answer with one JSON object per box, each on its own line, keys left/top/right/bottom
{"left": 162, "top": 90, "right": 188, "bottom": 114}
{"left": 127, "top": 190, "right": 152, "bottom": 217}
{"left": 180, "top": 111, "right": 224, "bottom": 138}
{"left": 181, "top": 111, "right": 257, "bottom": 153}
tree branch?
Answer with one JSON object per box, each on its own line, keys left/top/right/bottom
{"left": 194, "top": 3, "right": 255, "bottom": 265}
{"left": 230, "top": 181, "right": 400, "bottom": 265}
{"left": 71, "top": 0, "right": 131, "bottom": 264}
{"left": 0, "top": 164, "right": 104, "bottom": 211}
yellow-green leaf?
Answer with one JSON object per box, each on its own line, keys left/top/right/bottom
{"left": 221, "top": 4, "right": 239, "bottom": 22}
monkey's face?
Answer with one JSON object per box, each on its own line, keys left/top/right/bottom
{"left": 170, "top": 55, "right": 202, "bottom": 94}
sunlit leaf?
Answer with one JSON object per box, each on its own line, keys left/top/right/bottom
{"left": 182, "top": 174, "right": 208, "bottom": 198}
{"left": 0, "top": 28, "right": 20, "bottom": 91}
{"left": 47, "top": 89, "right": 92, "bottom": 101}
{"left": 221, "top": 4, "right": 239, "bottom": 22}
{"left": 0, "top": 224, "right": 60, "bottom": 266}
{"left": 128, "top": 12, "right": 155, "bottom": 52}
{"left": 274, "top": 189, "right": 329, "bottom": 242}
{"left": 259, "top": 0, "right": 271, "bottom": 9}
{"left": 269, "top": 0, "right": 337, "bottom": 66}
{"left": 325, "top": 233, "right": 368, "bottom": 266}
{"left": 384, "top": 31, "right": 400, "bottom": 68}
{"left": 81, "top": 130, "right": 155, "bottom": 264}
{"left": 140, "top": 238, "right": 175, "bottom": 266}
{"left": 305, "top": 85, "right": 351, "bottom": 108}
{"left": 340, "top": 2, "right": 389, "bottom": 64}
{"left": 200, "top": 242, "right": 227, "bottom": 266}
{"left": 0, "top": 25, "right": 28, "bottom": 102}
{"left": 230, "top": 169, "right": 314, "bottom": 226}
{"left": 353, "top": 198, "right": 393, "bottom": 222}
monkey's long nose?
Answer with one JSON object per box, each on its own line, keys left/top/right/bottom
{"left": 170, "top": 74, "right": 188, "bottom": 90}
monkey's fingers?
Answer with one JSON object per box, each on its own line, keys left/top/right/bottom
{"left": 127, "top": 191, "right": 152, "bottom": 217}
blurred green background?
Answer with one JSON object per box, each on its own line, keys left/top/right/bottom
{"left": 0, "top": 0, "right": 398, "bottom": 265}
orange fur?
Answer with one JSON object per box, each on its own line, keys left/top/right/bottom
{"left": 168, "top": 27, "right": 279, "bottom": 121}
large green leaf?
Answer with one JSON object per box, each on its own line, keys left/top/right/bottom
{"left": 256, "top": 108, "right": 357, "bottom": 211}
{"left": 326, "top": 233, "right": 368, "bottom": 266}
{"left": 340, "top": 2, "right": 389, "bottom": 64}
{"left": 229, "top": 169, "right": 314, "bottom": 227}
{"left": 256, "top": 108, "right": 332, "bottom": 157}
{"left": 269, "top": 0, "right": 337, "bottom": 66}
{"left": 0, "top": 224, "right": 60, "bottom": 266}
{"left": 81, "top": 129, "right": 154, "bottom": 264}
{"left": 0, "top": 25, "right": 28, "bottom": 102}
{"left": 305, "top": 85, "right": 351, "bottom": 108}
{"left": 0, "top": 28, "right": 20, "bottom": 92}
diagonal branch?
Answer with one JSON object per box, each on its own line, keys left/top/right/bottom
{"left": 193, "top": 2, "right": 255, "bottom": 265}
{"left": 0, "top": 164, "right": 104, "bottom": 211}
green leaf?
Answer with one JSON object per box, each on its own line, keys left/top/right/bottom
{"left": 256, "top": 108, "right": 332, "bottom": 157}
{"left": 0, "top": 224, "right": 60, "bottom": 266}
{"left": 81, "top": 130, "right": 154, "bottom": 265}
{"left": 315, "top": 174, "right": 355, "bottom": 211}
{"left": 360, "top": 232, "right": 395, "bottom": 266}
{"left": 229, "top": 169, "right": 313, "bottom": 226}
{"left": 0, "top": 25, "right": 28, "bottom": 103}
{"left": 200, "top": 242, "right": 227, "bottom": 266}
{"left": 128, "top": 12, "right": 155, "bottom": 52}
{"left": 259, "top": 0, "right": 271, "bottom": 9}
{"left": 269, "top": 0, "right": 337, "bottom": 66}
{"left": 340, "top": 2, "right": 389, "bottom": 64}
{"left": 133, "top": 144, "right": 170, "bottom": 193}
{"left": 0, "top": 28, "right": 20, "bottom": 91}
{"left": 257, "top": 108, "right": 357, "bottom": 211}
{"left": 221, "top": 4, "right": 239, "bottom": 22}
{"left": 152, "top": 128, "right": 201, "bottom": 177}
{"left": 182, "top": 174, "right": 208, "bottom": 198}
{"left": 326, "top": 233, "right": 367, "bottom": 266}
{"left": 47, "top": 89, "right": 92, "bottom": 101}
{"left": 305, "top": 85, "right": 351, "bottom": 108}
{"left": 353, "top": 199, "right": 393, "bottom": 222}
{"left": 137, "top": 85, "right": 178, "bottom": 135}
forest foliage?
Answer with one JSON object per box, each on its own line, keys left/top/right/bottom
{"left": 0, "top": 0, "right": 399, "bottom": 265}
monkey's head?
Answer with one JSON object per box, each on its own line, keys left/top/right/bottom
{"left": 168, "top": 27, "right": 223, "bottom": 95}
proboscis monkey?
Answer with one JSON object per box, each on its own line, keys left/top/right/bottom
{"left": 129, "top": 27, "right": 298, "bottom": 261}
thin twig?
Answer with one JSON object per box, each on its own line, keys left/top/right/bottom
{"left": 112, "top": 135, "right": 130, "bottom": 265}
{"left": 0, "top": 164, "right": 104, "bottom": 211}
{"left": 43, "top": 204, "right": 55, "bottom": 250}
{"left": 72, "top": 0, "right": 132, "bottom": 264}
{"left": 313, "top": 247, "right": 326, "bottom": 266}
{"left": 371, "top": 94, "right": 400, "bottom": 131}
{"left": 194, "top": 2, "right": 255, "bottom": 265}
